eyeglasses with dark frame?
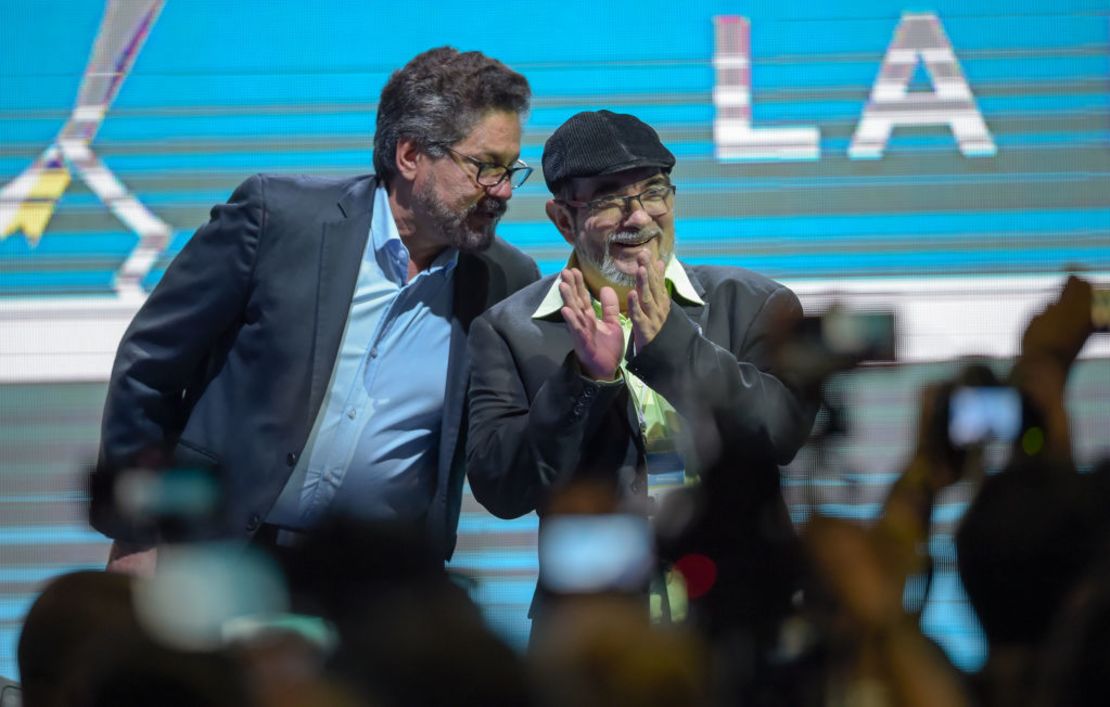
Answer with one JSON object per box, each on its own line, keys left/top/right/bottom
{"left": 558, "top": 183, "right": 677, "bottom": 227}
{"left": 436, "top": 144, "right": 534, "bottom": 189}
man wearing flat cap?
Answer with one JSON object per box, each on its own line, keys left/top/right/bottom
{"left": 465, "top": 110, "right": 814, "bottom": 530}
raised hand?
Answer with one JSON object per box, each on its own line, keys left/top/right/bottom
{"left": 1011, "top": 275, "right": 1095, "bottom": 462}
{"left": 627, "top": 251, "right": 670, "bottom": 351}
{"left": 559, "top": 268, "right": 624, "bottom": 380}
{"left": 1019, "top": 275, "right": 1094, "bottom": 371}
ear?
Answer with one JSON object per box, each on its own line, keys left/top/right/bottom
{"left": 395, "top": 137, "right": 422, "bottom": 182}
{"left": 545, "top": 199, "right": 577, "bottom": 246}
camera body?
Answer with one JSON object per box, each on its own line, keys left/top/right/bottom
{"left": 776, "top": 308, "right": 897, "bottom": 395}
{"left": 803, "top": 309, "right": 897, "bottom": 362}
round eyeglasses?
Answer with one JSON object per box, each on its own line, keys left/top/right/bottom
{"left": 559, "top": 184, "right": 676, "bottom": 228}
{"left": 438, "top": 145, "right": 534, "bottom": 189}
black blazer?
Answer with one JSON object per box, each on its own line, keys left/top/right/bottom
{"left": 466, "top": 264, "right": 816, "bottom": 520}
{"left": 94, "top": 174, "right": 539, "bottom": 559}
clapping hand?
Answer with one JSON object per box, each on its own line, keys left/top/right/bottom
{"left": 628, "top": 251, "right": 670, "bottom": 351}
{"left": 560, "top": 268, "right": 624, "bottom": 380}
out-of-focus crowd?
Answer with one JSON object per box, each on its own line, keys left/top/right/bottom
{"left": 5, "top": 275, "right": 1106, "bottom": 707}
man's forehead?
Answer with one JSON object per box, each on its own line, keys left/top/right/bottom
{"left": 454, "top": 110, "right": 522, "bottom": 160}
{"left": 568, "top": 167, "right": 666, "bottom": 200}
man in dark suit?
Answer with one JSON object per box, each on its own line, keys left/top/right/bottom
{"left": 466, "top": 110, "right": 814, "bottom": 525}
{"left": 94, "top": 47, "right": 539, "bottom": 574}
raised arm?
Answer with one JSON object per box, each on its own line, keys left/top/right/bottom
{"left": 466, "top": 311, "right": 629, "bottom": 519}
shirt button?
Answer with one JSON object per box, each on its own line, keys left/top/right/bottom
{"left": 286, "top": 452, "right": 298, "bottom": 466}
{"left": 369, "top": 347, "right": 378, "bottom": 359}
{"left": 583, "top": 387, "right": 595, "bottom": 398}
{"left": 246, "top": 513, "right": 261, "bottom": 531}
{"left": 346, "top": 408, "right": 357, "bottom": 420}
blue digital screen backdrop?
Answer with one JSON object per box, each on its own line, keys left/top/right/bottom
{"left": 1, "top": 0, "right": 1108, "bottom": 681}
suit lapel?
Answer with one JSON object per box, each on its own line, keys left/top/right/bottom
{"left": 452, "top": 252, "right": 491, "bottom": 332}
{"left": 308, "top": 179, "right": 375, "bottom": 420}
{"left": 437, "top": 253, "right": 491, "bottom": 489}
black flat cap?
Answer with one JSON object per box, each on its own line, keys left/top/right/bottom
{"left": 542, "top": 110, "right": 676, "bottom": 194}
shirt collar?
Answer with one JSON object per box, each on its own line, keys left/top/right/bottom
{"left": 532, "top": 252, "right": 704, "bottom": 319}
{"left": 371, "top": 185, "right": 402, "bottom": 254}
{"left": 371, "top": 186, "right": 458, "bottom": 283}
{"left": 428, "top": 245, "right": 460, "bottom": 274}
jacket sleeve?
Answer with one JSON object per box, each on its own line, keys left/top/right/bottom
{"left": 627, "top": 285, "right": 816, "bottom": 466}
{"left": 465, "top": 314, "right": 627, "bottom": 519}
{"left": 92, "top": 175, "right": 264, "bottom": 536}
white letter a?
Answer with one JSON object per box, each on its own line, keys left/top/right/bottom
{"left": 850, "top": 13, "right": 995, "bottom": 159}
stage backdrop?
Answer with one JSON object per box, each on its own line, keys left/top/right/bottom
{"left": 2, "top": 0, "right": 1109, "bottom": 681}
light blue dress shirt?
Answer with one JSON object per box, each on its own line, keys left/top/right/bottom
{"left": 267, "top": 186, "right": 456, "bottom": 529}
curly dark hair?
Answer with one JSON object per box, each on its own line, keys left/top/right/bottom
{"left": 373, "top": 47, "right": 531, "bottom": 184}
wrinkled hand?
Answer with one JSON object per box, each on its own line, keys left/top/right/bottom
{"left": 628, "top": 252, "right": 669, "bottom": 351}
{"left": 560, "top": 268, "right": 624, "bottom": 380}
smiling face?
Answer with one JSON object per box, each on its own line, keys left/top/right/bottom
{"left": 549, "top": 167, "right": 676, "bottom": 291}
{"left": 409, "top": 109, "right": 522, "bottom": 252}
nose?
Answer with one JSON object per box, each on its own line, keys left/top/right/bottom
{"left": 622, "top": 197, "right": 653, "bottom": 227}
{"left": 485, "top": 176, "right": 514, "bottom": 201}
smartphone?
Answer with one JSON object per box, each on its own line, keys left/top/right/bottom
{"left": 821, "top": 310, "right": 897, "bottom": 361}
{"left": 947, "top": 386, "right": 1022, "bottom": 448}
{"left": 797, "top": 310, "right": 896, "bottom": 363}
{"left": 538, "top": 514, "right": 654, "bottom": 594}
{"left": 1093, "top": 287, "right": 1110, "bottom": 333}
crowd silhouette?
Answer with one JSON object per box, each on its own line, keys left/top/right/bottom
{"left": 7, "top": 275, "right": 1108, "bottom": 707}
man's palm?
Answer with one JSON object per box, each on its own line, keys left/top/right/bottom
{"left": 559, "top": 270, "right": 625, "bottom": 380}
{"left": 576, "top": 287, "right": 625, "bottom": 379}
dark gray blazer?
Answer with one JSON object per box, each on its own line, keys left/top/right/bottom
{"left": 94, "top": 173, "right": 539, "bottom": 560}
{"left": 466, "top": 264, "right": 815, "bottom": 519}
